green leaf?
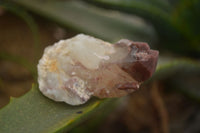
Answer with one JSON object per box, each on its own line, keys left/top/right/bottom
{"left": 84, "top": 0, "right": 175, "bottom": 40}
{"left": 150, "top": 57, "right": 200, "bottom": 81}
{"left": 0, "top": 84, "right": 114, "bottom": 133}
{"left": 85, "top": 0, "right": 200, "bottom": 56}
{"left": 10, "top": 0, "right": 156, "bottom": 43}
{"left": 149, "top": 57, "right": 200, "bottom": 102}
{"left": 171, "top": 0, "right": 200, "bottom": 53}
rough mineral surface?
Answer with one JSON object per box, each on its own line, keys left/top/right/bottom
{"left": 37, "top": 34, "right": 159, "bottom": 105}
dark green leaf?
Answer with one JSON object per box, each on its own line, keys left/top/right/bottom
{"left": 150, "top": 57, "right": 200, "bottom": 102}
{"left": 85, "top": 0, "right": 200, "bottom": 56}
{"left": 10, "top": 0, "right": 156, "bottom": 43}
{"left": 152, "top": 57, "right": 200, "bottom": 81}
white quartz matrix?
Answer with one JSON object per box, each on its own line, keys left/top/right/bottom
{"left": 37, "top": 34, "right": 158, "bottom": 105}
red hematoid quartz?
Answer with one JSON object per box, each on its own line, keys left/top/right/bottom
{"left": 37, "top": 34, "right": 159, "bottom": 105}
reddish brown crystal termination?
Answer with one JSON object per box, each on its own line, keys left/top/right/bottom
{"left": 116, "top": 39, "right": 159, "bottom": 82}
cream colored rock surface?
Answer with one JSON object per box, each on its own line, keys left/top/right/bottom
{"left": 37, "top": 34, "right": 158, "bottom": 105}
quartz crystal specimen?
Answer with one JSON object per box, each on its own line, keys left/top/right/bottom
{"left": 37, "top": 34, "right": 159, "bottom": 105}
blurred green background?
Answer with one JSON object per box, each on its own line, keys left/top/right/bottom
{"left": 0, "top": 0, "right": 200, "bottom": 133}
